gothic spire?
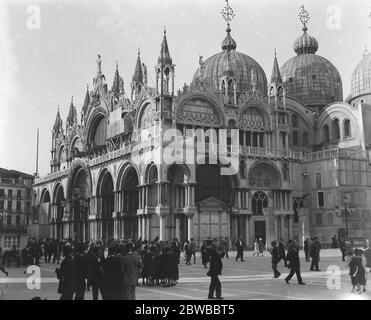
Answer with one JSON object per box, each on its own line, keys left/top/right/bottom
{"left": 82, "top": 85, "right": 90, "bottom": 112}
{"left": 112, "top": 61, "right": 122, "bottom": 94}
{"left": 66, "top": 96, "right": 77, "bottom": 125}
{"left": 53, "top": 107, "right": 63, "bottom": 132}
{"left": 132, "top": 50, "right": 143, "bottom": 85}
{"left": 158, "top": 27, "right": 172, "bottom": 65}
{"left": 271, "top": 49, "right": 282, "bottom": 83}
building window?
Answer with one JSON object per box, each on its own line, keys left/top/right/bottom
{"left": 252, "top": 191, "right": 268, "bottom": 215}
{"left": 315, "top": 212, "right": 322, "bottom": 225}
{"left": 332, "top": 119, "right": 340, "bottom": 140}
{"left": 318, "top": 192, "right": 324, "bottom": 208}
{"left": 0, "top": 200, "right": 3, "bottom": 210}
{"left": 16, "top": 201, "right": 21, "bottom": 211}
{"left": 291, "top": 114, "right": 298, "bottom": 127}
{"left": 7, "top": 200, "right": 12, "bottom": 211}
{"left": 344, "top": 119, "right": 351, "bottom": 138}
{"left": 17, "top": 190, "right": 22, "bottom": 198}
{"left": 316, "top": 173, "right": 321, "bottom": 189}
{"left": 0, "top": 189, "right": 4, "bottom": 197}
{"left": 26, "top": 202, "right": 31, "bottom": 214}
{"left": 322, "top": 125, "right": 330, "bottom": 142}
{"left": 292, "top": 130, "right": 298, "bottom": 146}
{"left": 16, "top": 215, "right": 20, "bottom": 227}
{"left": 7, "top": 215, "right": 11, "bottom": 226}
{"left": 303, "top": 131, "right": 309, "bottom": 146}
{"left": 8, "top": 189, "right": 12, "bottom": 197}
{"left": 26, "top": 189, "right": 31, "bottom": 198}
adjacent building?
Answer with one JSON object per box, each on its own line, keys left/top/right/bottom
{"left": 0, "top": 168, "right": 34, "bottom": 250}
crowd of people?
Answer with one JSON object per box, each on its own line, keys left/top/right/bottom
{"left": 0, "top": 235, "right": 370, "bottom": 299}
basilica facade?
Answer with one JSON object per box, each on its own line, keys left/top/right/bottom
{"left": 32, "top": 7, "right": 371, "bottom": 248}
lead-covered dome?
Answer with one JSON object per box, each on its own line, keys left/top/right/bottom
{"left": 350, "top": 51, "right": 371, "bottom": 100}
{"left": 193, "top": 27, "right": 267, "bottom": 96}
{"left": 281, "top": 25, "right": 343, "bottom": 108}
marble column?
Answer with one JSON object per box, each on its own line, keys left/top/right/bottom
{"left": 288, "top": 215, "right": 293, "bottom": 240}
{"left": 175, "top": 215, "right": 181, "bottom": 240}
{"left": 187, "top": 215, "right": 193, "bottom": 240}
{"left": 159, "top": 215, "right": 166, "bottom": 241}
{"left": 245, "top": 216, "right": 250, "bottom": 246}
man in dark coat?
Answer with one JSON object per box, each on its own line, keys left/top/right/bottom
{"left": 121, "top": 243, "right": 143, "bottom": 300}
{"left": 310, "top": 237, "right": 321, "bottom": 271}
{"left": 56, "top": 246, "right": 76, "bottom": 300}
{"left": 102, "top": 244, "right": 123, "bottom": 300}
{"left": 270, "top": 241, "right": 281, "bottom": 278}
{"left": 88, "top": 246, "right": 105, "bottom": 300}
{"left": 74, "top": 244, "right": 89, "bottom": 300}
{"left": 285, "top": 240, "right": 305, "bottom": 285}
{"left": 207, "top": 241, "right": 224, "bottom": 299}
{"left": 304, "top": 238, "right": 310, "bottom": 262}
{"left": 235, "top": 236, "right": 245, "bottom": 262}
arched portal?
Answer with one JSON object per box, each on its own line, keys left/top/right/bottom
{"left": 195, "top": 164, "right": 238, "bottom": 247}
{"left": 68, "top": 166, "right": 91, "bottom": 241}
{"left": 119, "top": 167, "right": 139, "bottom": 239}
{"left": 53, "top": 184, "right": 65, "bottom": 239}
{"left": 97, "top": 169, "right": 114, "bottom": 242}
{"left": 39, "top": 189, "right": 51, "bottom": 226}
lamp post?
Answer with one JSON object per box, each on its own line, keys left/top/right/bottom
{"left": 335, "top": 195, "right": 354, "bottom": 241}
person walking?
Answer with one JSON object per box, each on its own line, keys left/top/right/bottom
{"left": 235, "top": 236, "right": 245, "bottom": 262}
{"left": 278, "top": 239, "right": 287, "bottom": 267}
{"left": 74, "top": 244, "right": 89, "bottom": 300}
{"left": 201, "top": 241, "right": 209, "bottom": 268}
{"left": 0, "top": 248, "right": 9, "bottom": 277}
{"left": 258, "top": 238, "right": 265, "bottom": 257}
{"left": 310, "top": 237, "right": 321, "bottom": 271}
{"left": 184, "top": 240, "right": 192, "bottom": 265}
{"left": 270, "top": 241, "right": 281, "bottom": 278}
{"left": 224, "top": 237, "right": 230, "bottom": 258}
{"left": 253, "top": 239, "right": 259, "bottom": 256}
{"left": 207, "top": 241, "right": 224, "bottom": 300}
{"left": 56, "top": 246, "right": 76, "bottom": 300}
{"left": 88, "top": 246, "right": 105, "bottom": 300}
{"left": 349, "top": 248, "right": 366, "bottom": 293}
{"left": 190, "top": 238, "right": 197, "bottom": 264}
{"left": 121, "top": 243, "right": 143, "bottom": 300}
{"left": 285, "top": 240, "right": 305, "bottom": 285}
{"left": 364, "top": 241, "right": 371, "bottom": 273}
{"left": 340, "top": 240, "right": 347, "bottom": 262}
{"left": 304, "top": 238, "right": 310, "bottom": 262}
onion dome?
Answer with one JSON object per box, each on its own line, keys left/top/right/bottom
{"left": 221, "top": 25, "right": 237, "bottom": 51}
{"left": 293, "top": 26, "right": 319, "bottom": 54}
{"left": 280, "top": 7, "right": 342, "bottom": 108}
{"left": 192, "top": 26, "right": 267, "bottom": 95}
{"left": 350, "top": 48, "right": 371, "bottom": 101}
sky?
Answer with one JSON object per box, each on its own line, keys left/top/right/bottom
{"left": 0, "top": 0, "right": 370, "bottom": 177}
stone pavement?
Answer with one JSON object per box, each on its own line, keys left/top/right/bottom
{"left": 0, "top": 249, "right": 370, "bottom": 300}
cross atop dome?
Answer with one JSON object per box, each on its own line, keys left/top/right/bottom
{"left": 221, "top": 0, "right": 236, "bottom": 29}
{"left": 298, "top": 5, "right": 310, "bottom": 31}
{"left": 220, "top": 0, "right": 237, "bottom": 51}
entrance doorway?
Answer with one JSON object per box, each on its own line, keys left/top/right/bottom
{"left": 254, "top": 221, "right": 266, "bottom": 243}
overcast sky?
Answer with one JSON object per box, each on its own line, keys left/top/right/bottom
{"left": 0, "top": 0, "right": 370, "bottom": 177}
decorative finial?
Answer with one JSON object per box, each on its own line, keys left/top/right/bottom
{"left": 274, "top": 48, "right": 277, "bottom": 56}
{"left": 97, "top": 54, "right": 102, "bottom": 75}
{"left": 164, "top": 26, "right": 166, "bottom": 35}
{"left": 116, "top": 60, "right": 118, "bottom": 69}
{"left": 298, "top": 5, "right": 310, "bottom": 31}
{"left": 138, "top": 47, "right": 140, "bottom": 56}
{"left": 71, "top": 95, "right": 74, "bottom": 104}
{"left": 57, "top": 105, "right": 60, "bottom": 112}
{"left": 87, "top": 83, "right": 89, "bottom": 91}
{"left": 221, "top": 0, "right": 236, "bottom": 30}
